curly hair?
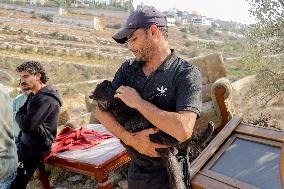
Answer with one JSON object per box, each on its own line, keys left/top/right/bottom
{"left": 16, "top": 61, "right": 49, "bottom": 84}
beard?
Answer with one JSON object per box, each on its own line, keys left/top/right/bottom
{"left": 20, "top": 82, "right": 32, "bottom": 91}
{"left": 131, "top": 38, "right": 154, "bottom": 61}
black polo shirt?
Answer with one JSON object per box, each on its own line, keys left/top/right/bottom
{"left": 112, "top": 49, "right": 202, "bottom": 166}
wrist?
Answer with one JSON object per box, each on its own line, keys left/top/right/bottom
{"left": 121, "top": 130, "right": 134, "bottom": 146}
{"left": 134, "top": 98, "right": 144, "bottom": 110}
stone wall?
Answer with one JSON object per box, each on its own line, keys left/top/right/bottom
{"left": 68, "top": 8, "right": 128, "bottom": 19}
{"left": 0, "top": 3, "right": 59, "bottom": 15}
{"left": 53, "top": 15, "right": 101, "bottom": 30}
{"left": 0, "top": 3, "right": 129, "bottom": 19}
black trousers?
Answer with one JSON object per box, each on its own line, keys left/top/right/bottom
{"left": 128, "top": 162, "right": 171, "bottom": 189}
{"left": 10, "top": 141, "right": 42, "bottom": 189}
{"left": 128, "top": 155, "right": 191, "bottom": 189}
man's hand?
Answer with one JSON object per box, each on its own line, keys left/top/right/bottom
{"left": 127, "top": 128, "right": 169, "bottom": 157}
{"left": 114, "top": 86, "right": 143, "bottom": 109}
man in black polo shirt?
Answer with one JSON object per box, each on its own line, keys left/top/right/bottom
{"left": 95, "top": 6, "right": 202, "bottom": 189}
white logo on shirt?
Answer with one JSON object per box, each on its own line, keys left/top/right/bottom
{"left": 18, "top": 162, "right": 24, "bottom": 168}
{"left": 157, "top": 86, "right": 167, "bottom": 97}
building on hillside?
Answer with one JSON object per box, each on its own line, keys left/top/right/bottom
{"left": 27, "top": 0, "right": 46, "bottom": 5}
{"left": 58, "top": 8, "right": 66, "bottom": 15}
{"left": 97, "top": 0, "right": 111, "bottom": 3}
{"left": 166, "top": 17, "right": 176, "bottom": 27}
{"left": 179, "top": 17, "right": 191, "bottom": 25}
{"left": 83, "top": 0, "right": 95, "bottom": 3}
{"left": 192, "top": 16, "right": 212, "bottom": 26}
{"left": 177, "top": 11, "right": 200, "bottom": 25}
{"left": 72, "top": 0, "right": 107, "bottom": 5}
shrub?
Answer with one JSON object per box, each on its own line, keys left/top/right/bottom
{"left": 40, "top": 14, "right": 53, "bottom": 22}
{"left": 61, "top": 34, "right": 70, "bottom": 40}
{"left": 106, "top": 23, "right": 122, "bottom": 29}
{"left": 86, "top": 52, "right": 96, "bottom": 59}
{"left": 31, "top": 14, "right": 37, "bottom": 19}
{"left": 18, "top": 28, "right": 24, "bottom": 33}
{"left": 188, "top": 49, "right": 199, "bottom": 58}
{"left": 188, "top": 26, "right": 197, "bottom": 35}
{"left": 3, "top": 26, "right": 11, "bottom": 31}
{"left": 20, "top": 47, "right": 34, "bottom": 53}
{"left": 180, "top": 27, "right": 188, "bottom": 33}
{"left": 184, "top": 41, "right": 192, "bottom": 47}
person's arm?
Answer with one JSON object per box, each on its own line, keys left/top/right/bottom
{"left": 115, "top": 87, "right": 196, "bottom": 142}
{"left": 280, "top": 143, "right": 284, "bottom": 188}
{"left": 95, "top": 108, "right": 169, "bottom": 157}
{"left": 16, "top": 96, "right": 52, "bottom": 132}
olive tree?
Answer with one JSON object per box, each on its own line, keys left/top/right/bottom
{"left": 243, "top": 0, "right": 284, "bottom": 103}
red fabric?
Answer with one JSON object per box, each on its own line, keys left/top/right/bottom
{"left": 44, "top": 126, "right": 112, "bottom": 160}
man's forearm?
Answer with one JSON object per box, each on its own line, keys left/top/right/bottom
{"left": 95, "top": 108, "right": 134, "bottom": 146}
{"left": 95, "top": 108, "right": 170, "bottom": 157}
{"left": 135, "top": 99, "right": 196, "bottom": 142}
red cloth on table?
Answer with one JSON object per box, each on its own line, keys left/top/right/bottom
{"left": 44, "top": 126, "right": 113, "bottom": 160}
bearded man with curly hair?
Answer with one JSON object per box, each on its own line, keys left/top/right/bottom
{"left": 10, "top": 61, "right": 62, "bottom": 189}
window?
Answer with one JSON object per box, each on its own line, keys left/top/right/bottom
{"left": 203, "top": 134, "right": 281, "bottom": 189}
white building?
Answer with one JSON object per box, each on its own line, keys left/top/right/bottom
{"left": 192, "top": 16, "right": 212, "bottom": 26}
{"left": 166, "top": 17, "right": 176, "bottom": 27}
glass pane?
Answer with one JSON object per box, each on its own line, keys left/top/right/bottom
{"left": 210, "top": 138, "right": 281, "bottom": 189}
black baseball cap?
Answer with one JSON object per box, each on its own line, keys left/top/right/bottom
{"left": 112, "top": 6, "right": 167, "bottom": 44}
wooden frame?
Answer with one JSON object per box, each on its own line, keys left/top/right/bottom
{"left": 236, "top": 123, "right": 284, "bottom": 142}
{"left": 201, "top": 134, "right": 281, "bottom": 189}
{"left": 214, "top": 86, "right": 230, "bottom": 134}
{"left": 45, "top": 150, "right": 130, "bottom": 189}
{"left": 190, "top": 116, "right": 242, "bottom": 179}
{"left": 191, "top": 121, "right": 284, "bottom": 189}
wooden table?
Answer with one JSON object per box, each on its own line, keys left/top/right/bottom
{"left": 39, "top": 124, "right": 130, "bottom": 189}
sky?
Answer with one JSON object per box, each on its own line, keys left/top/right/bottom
{"left": 133, "top": 0, "right": 256, "bottom": 24}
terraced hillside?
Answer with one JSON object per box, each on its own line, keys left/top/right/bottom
{"left": 0, "top": 6, "right": 257, "bottom": 128}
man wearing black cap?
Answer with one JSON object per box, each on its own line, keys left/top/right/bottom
{"left": 95, "top": 6, "right": 202, "bottom": 189}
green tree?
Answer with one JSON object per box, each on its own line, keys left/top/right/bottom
{"left": 211, "top": 22, "right": 218, "bottom": 30}
{"left": 206, "top": 28, "right": 214, "bottom": 37}
{"left": 65, "top": 0, "right": 71, "bottom": 6}
{"left": 125, "top": 0, "right": 134, "bottom": 13}
{"left": 244, "top": 0, "right": 284, "bottom": 101}
{"left": 177, "top": 11, "right": 183, "bottom": 17}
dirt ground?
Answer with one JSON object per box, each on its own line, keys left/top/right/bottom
{"left": 232, "top": 76, "right": 284, "bottom": 131}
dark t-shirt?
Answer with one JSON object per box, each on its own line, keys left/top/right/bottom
{"left": 112, "top": 50, "right": 202, "bottom": 166}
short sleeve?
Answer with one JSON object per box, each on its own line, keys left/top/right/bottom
{"left": 112, "top": 61, "right": 129, "bottom": 90}
{"left": 175, "top": 65, "right": 202, "bottom": 118}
